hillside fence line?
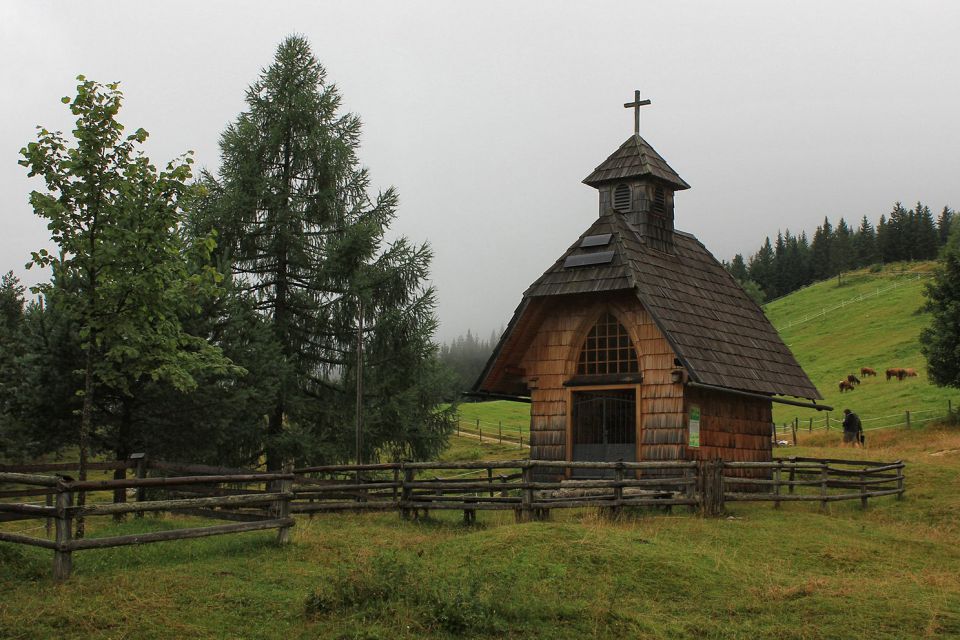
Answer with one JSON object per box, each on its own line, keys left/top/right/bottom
{"left": 773, "top": 399, "right": 955, "bottom": 446}
{"left": 1, "top": 455, "right": 905, "bottom": 580}
{"left": 456, "top": 418, "right": 529, "bottom": 447}
{"left": 772, "top": 272, "right": 926, "bottom": 332}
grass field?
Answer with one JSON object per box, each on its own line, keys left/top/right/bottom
{"left": 4, "top": 262, "right": 960, "bottom": 638}
{"left": 3, "top": 424, "right": 959, "bottom": 639}
{"left": 764, "top": 262, "right": 957, "bottom": 430}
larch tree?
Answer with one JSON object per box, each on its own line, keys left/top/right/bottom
{"left": 216, "top": 36, "right": 451, "bottom": 469}
{"left": 20, "top": 77, "right": 235, "bottom": 535}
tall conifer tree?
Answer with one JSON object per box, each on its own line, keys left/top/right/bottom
{"left": 216, "top": 36, "right": 450, "bottom": 467}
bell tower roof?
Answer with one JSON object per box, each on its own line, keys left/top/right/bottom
{"left": 582, "top": 133, "right": 691, "bottom": 190}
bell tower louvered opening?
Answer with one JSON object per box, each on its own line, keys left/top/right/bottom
{"left": 653, "top": 186, "right": 665, "bottom": 214}
{"left": 612, "top": 184, "right": 631, "bottom": 213}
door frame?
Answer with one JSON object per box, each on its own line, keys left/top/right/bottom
{"left": 565, "top": 384, "right": 642, "bottom": 479}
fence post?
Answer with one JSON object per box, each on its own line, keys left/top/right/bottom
{"left": 905, "top": 411, "right": 911, "bottom": 430}
{"left": 611, "top": 463, "right": 624, "bottom": 520}
{"left": 45, "top": 490, "right": 53, "bottom": 538}
{"left": 275, "top": 463, "right": 293, "bottom": 545}
{"left": 819, "top": 463, "right": 829, "bottom": 513}
{"left": 788, "top": 458, "right": 796, "bottom": 495}
{"left": 859, "top": 470, "right": 868, "bottom": 510}
{"left": 487, "top": 467, "right": 494, "bottom": 498}
{"left": 53, "top": 481, "right": 73, "bottom": 581}
{"left": 499, "top": 421, "right": 502, "bottom": 444}
{"left": 792, "top": 420, "right": 798, "bottom": 447}
{"left": 519, "top": 462, "right": 533, "bottom": 523}
{"left": 130, "top": 453, "right": 147, "bottom": 519}
{"left": 401, "top": 464, "right": 413, "bottom": 520}
{"left": 774, "top": 460, "right": 782, "bottom": 509}
{"left": 476, "top": 419, "right": 480, "bottom": 443}
{"left": 697, "top": 460, "right": 723, "bottom": 517}
{"left": 896, "top": 462, "right": 904, "bottom": 500}
{"left": 809, "top": 418, "right": 813, "bottom": 433}
{"left": 684, "top": 465, "right": 696, "bottom": 513}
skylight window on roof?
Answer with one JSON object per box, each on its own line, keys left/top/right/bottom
{"left": 563, "top": 251, "right": 615, "bottom": 268}
{"left": 579, "top": 234, "right": 612, "bottom": 248}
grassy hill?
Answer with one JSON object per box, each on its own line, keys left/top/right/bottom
{"left": 764, "top": 262, "right": 958, "bottom": 433}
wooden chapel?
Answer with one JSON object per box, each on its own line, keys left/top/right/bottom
{"left": 473, "top": 92, "right": 824, "bottom": 481}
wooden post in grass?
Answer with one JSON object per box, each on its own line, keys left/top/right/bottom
{"left": 130, "top": 453, "right": 147, "bottom": 519}
{"left": 476, "top": 419, "right": 480, "bottom": 443}
{"left": 809, "top": 417, "right": 813, "bottom": 432}
{"left": 45, "top": 491, "right": 53, "bottom": 537}
{"left": 684, "top": 465, "right": 696, "bottom": 513}
{"left": 896, "top": 462, "right": 904, "bottom": 500}
{"left": 400, "top": 465, "right": 413, "bottom": 520}
{"left": 612, "top": 463, "right": 624, "bottom": 520}
{"left": 499, "top": 421, "right": 502, "bottom": 443}
{"left": 774, "top": 460, "right": 782, "bottom": 509}
{"left": 788, "top": 459, "right": 796, "bottom": 495}
{"left": 792, "top": 420, "right": 798, "bottom": 446}
{"left": 819, "top": 463, "right": 829, "bottom": 512}
{"left": 53, "top": 482, "right": 73, "bottom": 581}
{"left": 859, "top": 470, "right": 868, "bottom": 509}
{"left": 519, "top": 462, "right": 533, "bottom": 523}
{"left": 487, "top": 467, "right": 494, "bottom": 497}
{"left": 905, "top": 411, "right": 911, "bottom": 430}
{"left": 275, "top": 463, "right": 293, "bottom": 545}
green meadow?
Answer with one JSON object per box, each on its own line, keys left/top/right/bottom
{"left": 4, "top": 261, "right": 960, "bottom": 639}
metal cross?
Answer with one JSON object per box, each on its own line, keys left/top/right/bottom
{"left": 624, "top": 90, "right": 652, "bottom": 135}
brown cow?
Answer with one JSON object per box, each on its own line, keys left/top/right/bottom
{"left": 860, "top": 367, "right": 877, "bottom": 377}
{"left": 886, "top": 368, "right": 906, "bottom": 381}
{"left": 839, "top": 380, "right": 855, "bottom": 392}
{"left": 847, "top": 374, "right": 861, "bottom": 385}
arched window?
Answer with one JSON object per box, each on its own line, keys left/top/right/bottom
{"left": 576, "top": 313, "right": 639, "bottom": 375}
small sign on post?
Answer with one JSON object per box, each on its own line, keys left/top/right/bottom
{"left": 688, "top": 405, "right": 701, "bottom": 448}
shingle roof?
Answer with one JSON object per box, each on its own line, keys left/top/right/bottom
{"left": 582, "top": 134, "right": 691, "bottom": 190}
{"left": 480, "top": 214, "right": 821, "bottom": 401}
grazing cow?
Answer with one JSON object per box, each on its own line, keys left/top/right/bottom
{"left": 860, "top": 367, "right": 877, "bottom": 377}
{"left": 847, "top": 374, "right": 861, "bottom": 385}
{"left": 886, "top": 367, "right": 906, "bottom": 381}
{"left": 839, "top": 380, "right": 855, "bottom": 392}
{"left": 904, "top": 368, "right": 918, "bottom": 377}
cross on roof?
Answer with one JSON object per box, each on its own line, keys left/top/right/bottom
{"left": 624, "top": 90, "right": 651, "bottom": 135}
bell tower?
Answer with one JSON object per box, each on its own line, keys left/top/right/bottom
{"left": 582, "top": 91, "right": 690, "bottom": 253}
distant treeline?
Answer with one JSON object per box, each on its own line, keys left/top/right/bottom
{"left": 438, "top": 329, "right": 501, "bottom": 397}
{"left": 726, "top": 202, "right": 954, "bottom": 303}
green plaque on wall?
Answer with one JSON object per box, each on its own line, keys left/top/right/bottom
{"left": 688, "top": 405, "right": 701, "bottom": 448}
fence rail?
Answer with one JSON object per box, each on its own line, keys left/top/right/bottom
{"left": 774, "top": 273, "right": 925, "bottom": 332}
{"left": 0, "top": 459, "right": 293, "bottom": 580}
{"left": 1, "top": 454, "right": 906, "bottom": 580}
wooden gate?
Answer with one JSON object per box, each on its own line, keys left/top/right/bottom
{"left": 571, "top": 389, "right": 636, "bottom": 476}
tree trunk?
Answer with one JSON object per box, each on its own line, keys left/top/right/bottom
{"left": 76, "top": 348, "right": 95, "bottom": 539}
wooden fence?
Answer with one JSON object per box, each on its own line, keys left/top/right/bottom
{"left": 0, "top": 459, "right": 294, "bottom": 580}
{"left": 1, "top": 455, "right": 906, "bottom": 580}
{"left": 724, "top": 457, "right": 905, "bottom": 511}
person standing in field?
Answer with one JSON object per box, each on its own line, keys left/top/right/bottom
{"left": 842, "top": 408, "right": 863, "bottom": 448}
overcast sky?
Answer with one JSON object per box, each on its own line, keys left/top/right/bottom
{"left": 2, "top": 1, "right": 959, "bottom": 342}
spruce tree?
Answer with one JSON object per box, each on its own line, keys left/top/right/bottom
{"left": 853, "top": 215, "right": 878, "bottom": 267}
{"left": 810, "top": 218, "right": 833, "bottom": 280}
{"left": 920, "top": 225, "right": 960, "bottom": 388}
{"left": 938, "top": 206, "right": 954, "bottom": 247}
{"left": 216, "top": 36, "right": 450, "bottom": 467}
{"left": 915, "top": 202, "right": 939, "bottom": 260}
